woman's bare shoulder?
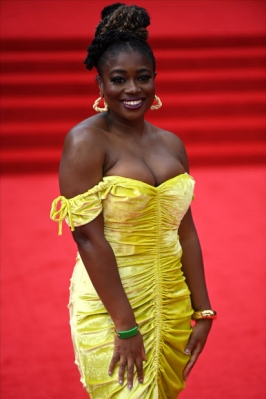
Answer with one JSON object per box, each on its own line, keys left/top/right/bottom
{"left": 59, "top": 115, "right": 108, "bottom": 198}
{"left": 159, "top": 127, "right": 184, "bottom": 146}
{"left": 151, "top": 124, "right": 189, "bottom": 170}
{"left": 150, "top": 124, "right": 186, "bottom": 151}
{"left": 65, "top": 114, "right": 107, "bottom": 149}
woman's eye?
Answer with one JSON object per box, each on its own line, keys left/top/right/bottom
{"left": 139, "top": 75, "right": 152, "bottom": 81}
{"left": 110, "top": 77, "right": 125, "bottom": 83}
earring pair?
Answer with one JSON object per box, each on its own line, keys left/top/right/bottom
{"left": 92, "top": 94, "right": 162, "bottom": 113}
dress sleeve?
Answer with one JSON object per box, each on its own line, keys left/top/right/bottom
{"left": 50, "top": 181, "right": 110, "bottom": 235}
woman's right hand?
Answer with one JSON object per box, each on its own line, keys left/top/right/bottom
{"left": 108, "top": 333, "right": 146, "bottom": 390}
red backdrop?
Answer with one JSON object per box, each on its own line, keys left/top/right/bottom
{"left": 1, "top": 0, "right": 266, "bottom": 172}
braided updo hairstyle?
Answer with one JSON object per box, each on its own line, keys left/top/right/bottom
{"left": 84, "top": 3, "right": 156, "bottom": 75}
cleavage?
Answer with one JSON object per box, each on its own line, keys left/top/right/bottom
{"left": 105, "top": 151, "right": 184, "bottom": 187}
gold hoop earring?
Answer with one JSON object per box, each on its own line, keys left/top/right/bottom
{"left": 93, "top": 97, "right": 108, "bottom": 113}
{"left": 150, "top": 95, "right": 162, "bottom": 110}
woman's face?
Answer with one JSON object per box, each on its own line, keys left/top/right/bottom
{"left": 99, "top": 50, "right": 156, "bottom": 121}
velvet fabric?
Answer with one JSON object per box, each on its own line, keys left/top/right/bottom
{"left": 51, "top": 173, "right": 195, "bottom": 398}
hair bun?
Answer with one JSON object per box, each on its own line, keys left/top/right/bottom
{"left": 85, "top": 3, "right": 155, "bottom": 71}
{"left": 101, "top": 3, "right": 125, "bottom": 20}
{"left": 97, "top": 4, "right": 150, "bottom": 40}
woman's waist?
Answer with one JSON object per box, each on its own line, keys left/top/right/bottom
{"left": 108, "top": 240, "right": 182, "bottom": 260}
{"left": 104, "top": 228, "right": 180, "bottom": 252}
{"left": 72, "top": 252, "right": 189, "bottom": 300}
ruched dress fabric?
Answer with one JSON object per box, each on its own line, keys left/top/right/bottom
{"left": 50, "top": 173, "right": 195, "bottom": 399}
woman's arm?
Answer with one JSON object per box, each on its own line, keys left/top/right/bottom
{"left": 59, "top": 127, "right": 145, "bottom": 388}
{"left": 72, "top": 215, "right": 137, "bottom": 331}
{"left": 178, "top": 139, "right": 213, "bottom": 381}
{"left": 72, "top": 216, "right": 146, "bottom": 388}
{"left": 179, "top": 209, "right": 212, "bottom": 312}
{"left": 179, "top": 211, "right": 213, "bottom": 381}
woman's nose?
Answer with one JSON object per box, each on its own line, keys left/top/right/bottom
{"left": 124, "top": 80, "right": 141, "bottom": 94}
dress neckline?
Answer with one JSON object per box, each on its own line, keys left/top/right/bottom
{"left": 103, "top": 172, "right": 191, "bottom": 189}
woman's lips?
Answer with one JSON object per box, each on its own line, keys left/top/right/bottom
{"left": 122, "top": 98, "right": 144, "bottom": 110}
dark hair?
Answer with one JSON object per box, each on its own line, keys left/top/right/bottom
{"left": 84, "top": 3, "right": 156, "bottom": 74}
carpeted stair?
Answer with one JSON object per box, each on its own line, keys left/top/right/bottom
{"left": 1, "top": 36, "right": 266, "bottom": 173}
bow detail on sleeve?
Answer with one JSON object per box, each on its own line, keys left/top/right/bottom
{"left": 50, "top": 196, "right": 75, "bottom": 235}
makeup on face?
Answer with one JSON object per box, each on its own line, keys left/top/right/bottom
{"left": 100, "top": 51, "right": 156, "bottom": 117}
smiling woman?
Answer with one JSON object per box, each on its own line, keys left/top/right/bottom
{"left": 85, "top": 8, "right": 157, "bottom": 126}
{"left": 96, "top": 51, "right": 156, "bottom": 121}
{"left": 50, "top": 3, "right": 215, "bottom": 398}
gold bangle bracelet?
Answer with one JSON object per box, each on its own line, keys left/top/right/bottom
{"left": 192, "top": 310, "right": 217, "bottom": 320}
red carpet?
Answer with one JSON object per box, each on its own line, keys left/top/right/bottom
{"left": 1, "top": 165, "right": 266, "bottom": 399}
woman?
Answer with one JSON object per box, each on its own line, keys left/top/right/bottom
{"left": 51, "top": 3, "right": 216, "bottom": 398}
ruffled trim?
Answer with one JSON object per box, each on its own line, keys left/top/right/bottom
{"left": 50, "top": 174, "right": 194, "bottom": 235}
{"left": 50, "top": 180, "right": 112, "bottom": 235}
{"left": 50, "top": 196, "right": 75, "bottom": 235}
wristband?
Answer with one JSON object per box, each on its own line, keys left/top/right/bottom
{"left": 115, "top": 325, "right": 139, "bottom": 339}
{"left": 192, "top": 310, "right": 217, "bottom": 320}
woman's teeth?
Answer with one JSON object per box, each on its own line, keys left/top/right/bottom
{"left": 124, "top": 100, "right": 142, "bottom": 106}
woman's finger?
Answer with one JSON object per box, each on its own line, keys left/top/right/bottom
{"left": 108, "top": 352, "right": 119, "bottom": 376}
{"left": 141, "top": 344, "right": 147, "bottom": 361}
{"left": 126, "top": 358, "right": 135, "bottom": 389}
{"left": 135, "top": 356, "right": 144, "bottom": 383}
{"left": 184, "top": 333, "right": 197, "bottom": 355}
{"left": 183, "top": 344, "right": 201, "bottom": 381}
{"left": 118, "top": 357, "right": 127, "bottom": 385}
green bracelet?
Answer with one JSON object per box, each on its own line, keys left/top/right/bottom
{"left": 115, "top": 325, "right": 139, "bottom": 339}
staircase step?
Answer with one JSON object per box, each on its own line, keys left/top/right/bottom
{"left": 186, "top": 141, "right": 266, "bottom": 165}
{"left": 2, "top": 35, "right": 266, "bottom": 51}
{"left": 3, "top": 68, "right": 266, "bottom": 83}
{"left": 2, "top": 69, "right": 266, "bottom": 96}
{"left": 2, "top": 46, "right": 266, "bottom": 73}
{"left": 2, "top": 92, "right": 265, "bottom": 123}
{"left": 1, "top": 148, "right": 62, "bottom": 173}
{"left": 151, "top": 117, "right": 266, "bottom": 141}
{"left": 2, "top": 140, "right": 265, "bottom": 174}
{"left": 1, "top": 117, "right": 265, "bottom": 149}
{"left": 156, "top": 46, "right": 266, "bottom": 70}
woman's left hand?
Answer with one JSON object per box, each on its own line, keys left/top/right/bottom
{"left": 183, "top": 319, "right": 213, "bottom": 381}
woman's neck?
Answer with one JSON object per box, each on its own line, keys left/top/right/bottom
{"left": 104, "top": 111, "right": 147, "bottom": 137}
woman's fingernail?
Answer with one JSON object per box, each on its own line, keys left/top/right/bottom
{"left": 108, "top": 371, "right": 112, "bottom": 376}
{"left": 184, "top": 349, "right": 190, "bottom": 355}
{"left": 139, "top": 379, "right": 144, "bottom": 384}
{"left": 128, "top": 385, "right": 132, "bottom": 390}
{"left": 119, "top": 380, "right": 123, "bottom": 385}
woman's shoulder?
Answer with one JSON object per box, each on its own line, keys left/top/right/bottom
{"left": 65, "top": 114, "right": 108, "bottom": 149}
{"left": 149, "top": 123, "right": 189, "bottom": 168}
{"left": 59, "top": 115, "right": 108, "bottom": 198}
{"left": 150, "top": 123, "right": 185, "bottom": 150}
{"left": 60, "top": 114, "right": 107, "bottom": 179}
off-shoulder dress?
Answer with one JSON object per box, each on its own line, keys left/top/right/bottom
{"left": 50, "top": 173, "right": 195, "bottom": 399}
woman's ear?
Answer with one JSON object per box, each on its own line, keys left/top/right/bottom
{"left": 95, "top": 75, "right": 104, "bottom": 96}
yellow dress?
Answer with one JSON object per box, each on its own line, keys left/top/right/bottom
{"left": 50, "top": 173, "right": 195, "bottom": 399}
